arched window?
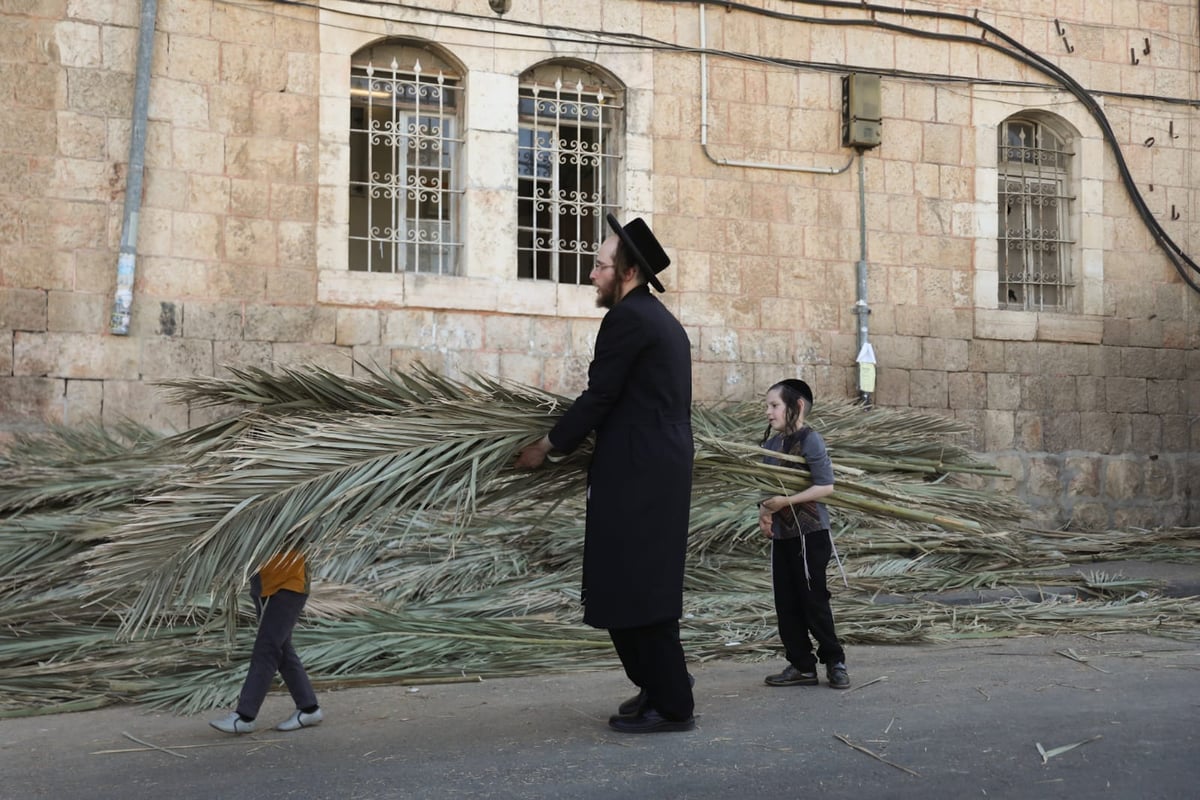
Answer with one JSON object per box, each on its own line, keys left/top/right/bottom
{"left": 349, "top": 41, "right": 463, "bottom": 275}
{"left": 997, "top": 116, "right": 1074, "bottom": 310}
{"left": 518, "top": 62, "right": 623, "bottom": 284}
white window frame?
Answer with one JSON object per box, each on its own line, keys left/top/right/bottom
{"left": 348, "top": 49, "right": 463, "bottom": 275}
{"left": 518, "top": 65, "right": 623, "bottom": 285}
{"left": 997, "top": 117, "right": 1074, "bottom": 312}
{"left": 971, "top": 97, "right": 1105, "bottom": 342}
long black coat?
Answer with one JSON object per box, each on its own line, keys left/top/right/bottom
{"left": 549, "top": 285, "right": 693, "bottom": 630}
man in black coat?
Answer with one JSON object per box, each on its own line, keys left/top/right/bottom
{"left": 516, "top": 214, "right": 695, "bottom": 733}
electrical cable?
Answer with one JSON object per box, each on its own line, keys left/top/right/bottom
{"left": 707, "top": 0, "right": 1200, "bottom": 290}
{"left": 246, "top": 0, "right": 1200, "bottom": 291}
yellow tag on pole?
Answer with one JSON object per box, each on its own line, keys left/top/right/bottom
{"left": 858, "top": 361, "right": 876, "bottom": 394}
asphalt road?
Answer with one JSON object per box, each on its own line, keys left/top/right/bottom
{"left": 3, "top": 632, "right": 1198, "bottom": 800}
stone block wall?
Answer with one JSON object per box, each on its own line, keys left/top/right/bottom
{"left": 0, "top": 0, "right": 1196, "bottom": 528}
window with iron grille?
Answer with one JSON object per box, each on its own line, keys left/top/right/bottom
{"left": 349, "top": 44, "right": 463, "bottom": 275}
{"left": 518, "top": 64, "right": 622, "bottom": 284}
{"left": 997, "top": 117, "right": 1075, "bottom": 311}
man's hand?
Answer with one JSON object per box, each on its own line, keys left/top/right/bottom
{"left": 515, "top": 435, "right": 553, "bottom": 470}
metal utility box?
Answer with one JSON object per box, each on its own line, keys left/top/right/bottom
{"left": 842, "top": 73, "right": 882, "bottom": 148}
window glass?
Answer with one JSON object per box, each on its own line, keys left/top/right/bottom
{"left": 997, "top": 117, "right": 1074, "bottom": 310}
{"left": 349, "top": 44, "right": 463, "bottom": 274}
{"left": 518, "top": 65, "right": 623, "bottom": 284}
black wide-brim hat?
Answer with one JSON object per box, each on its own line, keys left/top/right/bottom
{"left": 606, "top": 213, "right": 670, "bottom": 293}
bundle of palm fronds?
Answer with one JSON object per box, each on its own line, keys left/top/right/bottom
{"left": 1, "top": 363, "right": 1197, "bottom": 717}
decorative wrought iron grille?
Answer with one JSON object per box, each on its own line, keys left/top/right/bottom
{"left": 997, "top": 119, "right": 1074, "bottom": 311}
{"left": 349, "top": 55, "right": 463, "bottom": 274}
{"left": 518, "top": 70, "right": 622, "bottom": 284}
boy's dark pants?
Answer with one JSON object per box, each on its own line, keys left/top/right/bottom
{"left": 236, "top": 583, "right": 317, "bottom": 720}
{"left": 772, "top": 530, "right": 845, "bottom": 671}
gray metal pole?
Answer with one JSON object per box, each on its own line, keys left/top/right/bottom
{"left": 853, "top": 150, "right": 872, "bottom": 404}
{"left": 109, "top": 0, "right": 158, "bottom": 335}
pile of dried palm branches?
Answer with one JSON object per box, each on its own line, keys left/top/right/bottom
{"left": 1, "top": 364, "right": 1196, "bottom": 717}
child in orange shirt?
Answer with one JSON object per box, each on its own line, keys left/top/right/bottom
{"left": 209, "top": 551, "right": 323, "bottom": 733}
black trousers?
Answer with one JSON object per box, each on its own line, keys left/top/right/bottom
{"left": 236, "top": 583, "right": 317, "bottom": 721}
{"left": 608, "top": 619, "right": 694, "bottom": 721}
{"left": 772, "top": 531, "right": 845, "bottom": 671}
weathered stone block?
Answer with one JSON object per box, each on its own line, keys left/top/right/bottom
{"left": 1065, "top": 456, "right": 1101, "bottom": 497}
{"left": 1103, "top": 458, "right": 1142, "bottom": 500}
{"left": 140, "top": 336, "right": 214, "bottom": 379}
{"left": 1025, "top": 456, "right": 1062, "bottom": 499}
{"left": 482, "top": 314, "right": 531, "bottom": 354}
{"left": 986, "top": 372, "right": 1020, "bottom": 410}
{"left": 1076, "top": 376, "right": 1105, "bottom": 411}
{"left": 0, "top": 332, "right": 11, "bottom": 376}
{"left": 498, "top": 352, "right": 543, "bottom": 387}
{"left": 339, "top": 346, "right": 384, "bottom": 375}
{"left": 47, "top": 290, "right": 106, "bottom": 333}
{"left": 335, "top": 308, "right": 380, "bottom": 347}
{"left": 171, "top": 211, "right": 222, "bottom": 261}
{"left": 1128, "top": 414, "right": 1162, "bottom": 452}
{"left": 1068, "top": 502, "right": 1110, "bottom": 531}
{"left": 271, "top": 342, "right": 352, "bottom": 374}
{"left": 214, "top": 340, "right": 273, "bottom": 372}
{"left": 948, "top": 371, "right": 986, "bottom": 409}
{"left": 59, "top": 377, "right": 102, "bottom": 424}
{"left": 528, "top": 318, "right": 571, "bottom": 358}
{"left": 967, "top": 338, "right": 1005, "bottom": 373}
{"left": 244, "top": 305, "right": 335, "bottom": 343}
{"left": 1013, "top": 411, "right": 1043, "bottom": 450}
{"left": 894, "top": 305, "right": 930, "bottom": 337}
{"left": 183, "top": 302, "right": 243, "bottom": 341}
{"left": 1105, "top": 377, "right": 1147, "bottom": 413}
{"left": 1078, "top": 412, "right": 1117, "bottom": 454}
{"left": 1144, "top": 459, "right": 1175, "bottom": 499}
{"left": 381, "top": 309, "right": 436, "bottom": 348}
{"left": 981, "top": 409, "right": 1014, "bottom": 451}
{"left": 975, "top": 309, "right": 1035, "bottom": 341}
{"left": 265, "top": 269, "right": 314, "bottom": 305}
{"left": 102, "top": 379, "right": 187, "bottom": 433}
{"left": 874, "top": 367, "right": 909, "bottom": 407}
{"left": 1043, "top": 412, "right": 1080, "bottom": 453}
{"left": 224, "top": 216, "right": 276, "bottom": 265}
{"left": 1037, "top": 314, "right": 1103, "bottom": 344}
{"left": 1112, "top": 507, "right": 1159, "bottom": 530}
{"left": 1, "top": 288, "right": 48, "bottom": 330}
{"left": 15, "top": 330, "right": 139, "bottom": 379}
{"left": 0, "top": 376, "right": 62, "bottom": 423}
{"left": 1160, "top": 415, "right": 1189, "bottom": 454}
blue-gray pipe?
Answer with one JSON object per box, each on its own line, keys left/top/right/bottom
{"left": 109, "top": 0, "right": 158, "bottom": 335}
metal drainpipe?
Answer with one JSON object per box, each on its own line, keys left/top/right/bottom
{"left": 854, "top": 149, "right": 873, "bottom": 405}
{"left": 109, "top": 0, "right": 158, "bottom": 335}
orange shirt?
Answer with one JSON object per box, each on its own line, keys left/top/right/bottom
{"left": 257, "top": 551, "right": 309, "bottom": 597}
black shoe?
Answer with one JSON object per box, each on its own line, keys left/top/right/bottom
{"left": 617, "top": 689, "right": 646, "bottom": 717}
{"left": 616, "top": 673, "right": 695, "bottom": 717}
{"left": 826, "top": 662, "right": 851, "bottom": 689}
{"left": 608, "top": 709, "right": 696, "bottom": 734}
{"left": 764, "top": 665, "right": 819, "bottom": 687}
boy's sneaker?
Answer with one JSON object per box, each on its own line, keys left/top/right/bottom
{"left": 764, "top": 665, "right": 819, "bottom": 687}
{"left": 276, "top": 707, "right": 324, "bottom": 731}
{"left": 826, "top": 662, "right": 851, "bottom": 689}
{"left": 209, "top": 712, "right": 256, "bottom": 734}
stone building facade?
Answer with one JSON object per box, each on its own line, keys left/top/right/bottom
{"left": 1, "top": 0, "right": 1197, "bottom": 528}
